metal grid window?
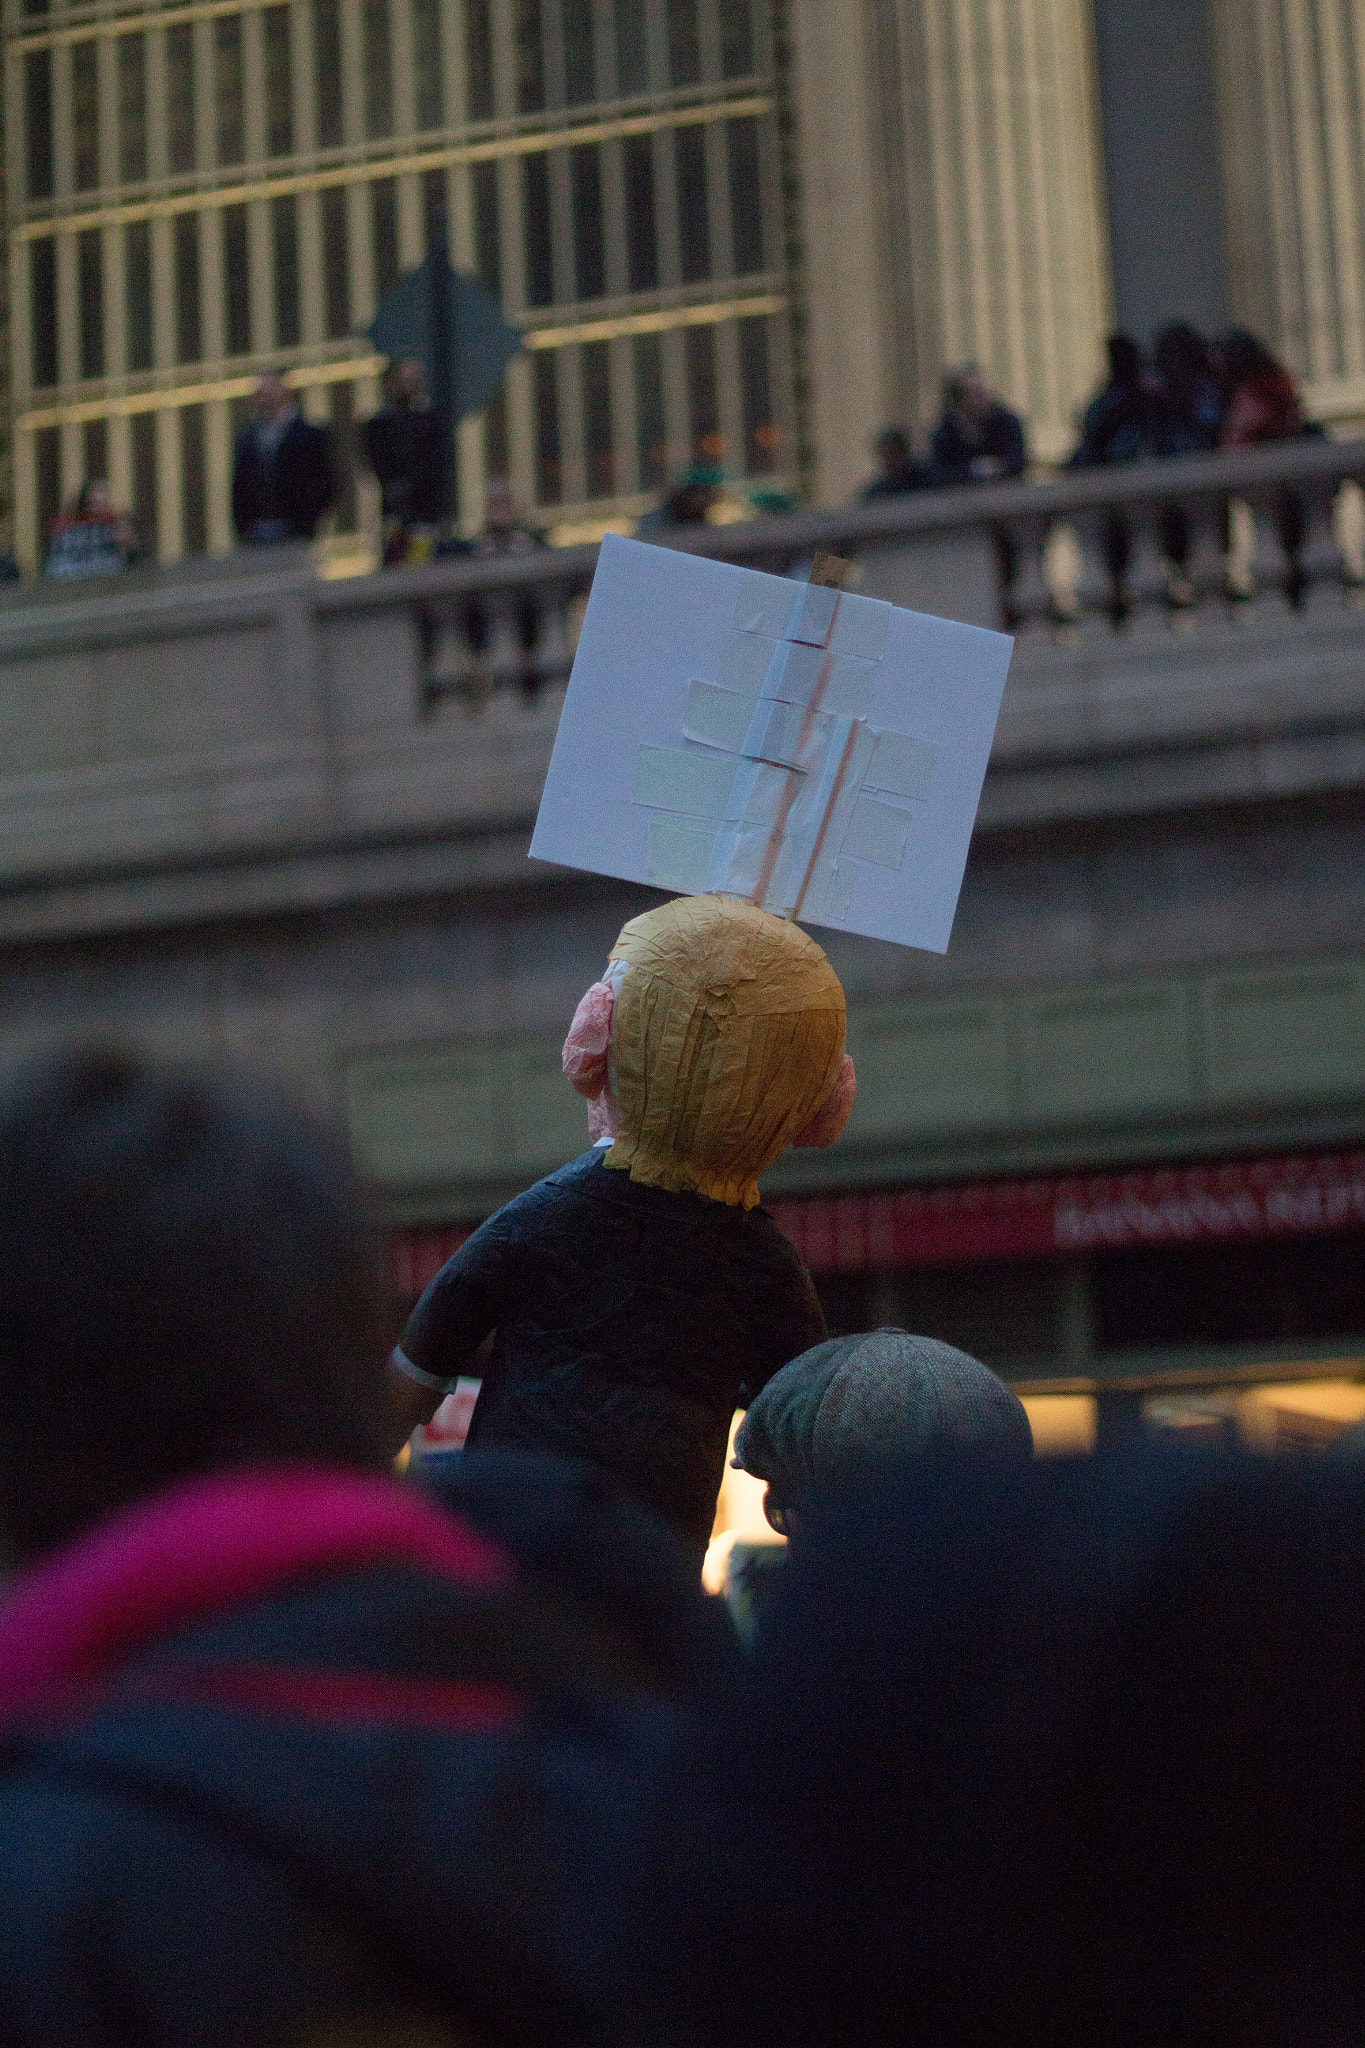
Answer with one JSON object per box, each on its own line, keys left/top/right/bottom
{"left": 6, "top": 0, "right": 789, "bottom": 569}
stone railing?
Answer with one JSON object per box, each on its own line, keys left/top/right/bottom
{"left": 334, "top": 433, "right": 1365, "bottom": 704}
{"left": 3, "top": 433, "right": 1364, "bottom": 932}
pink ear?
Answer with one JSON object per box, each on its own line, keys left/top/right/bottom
{"left": 792, "top": 1053, "right": 856, "bottom": 1149}
{"left": 562, "top": 981, "right": 615, "bottom": 1100}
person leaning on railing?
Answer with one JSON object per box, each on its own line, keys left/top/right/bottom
{"left": 43, "top": 478, "right": 145, "bottom": 580}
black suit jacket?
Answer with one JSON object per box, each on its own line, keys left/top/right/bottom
{"left": 231, "top": 415, "right": 337, "bottom": 542}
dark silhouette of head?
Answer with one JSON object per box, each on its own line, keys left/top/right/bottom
{"left": 1218, "top": 327, "right": 1287, "bottom": 385}
{"left": 661, "top": 479, "right": 715, "bottom": 525}
{"left": 1153, "top": 322, "right": 1212, "bottom": 385}
{"left": 1107, "top": 333, "right": 1144, "bottom": 385}
{"left": 875, "top": 427, "right": 914, "bottom": 469}
{"left": 0, "top": 1044, "right": 393, "bottom": 1559}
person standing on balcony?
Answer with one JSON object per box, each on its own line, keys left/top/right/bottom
{"left": 1215, "top": 330, "right": 1319, "bottom": 607}
{"left": 44, "top": 479, "right": 143, "bottom": 579}
{"left": 1067, "top": 336, "right": 1166, "bottom": 620}
{"left": 462, "top": 480, "right": 549, "bottom": 701}
{"left": 363, "top": 359, "right": 452, "bottom": 566}
{"left": 1151, "top": 324, "right": 1224, "bottom": 456}
{"left": 1068, "top": 335, "right": 1160, "bottom": 468}
{"left": 231, "top": 373, "right": 337, "bottom": 547}
{"left": 1149, "top": 325, "right": 1225, "bottom": 605}
{"left": 1216, "top": 330, "right": 1310, "bottom": 447}
{"left": 860, "top": 427, "right": 934, "bottom": 500}
{"left": 929, "top": 366, "right": 1027, "bottom": 485}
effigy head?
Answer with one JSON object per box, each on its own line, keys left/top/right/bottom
{"left": 562, "top": 894, "right": 855, "bottom": 1208}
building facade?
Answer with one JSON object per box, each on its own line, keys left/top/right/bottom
{"left": 5, "top": 0, "right": 792, "bottom": 568}
{"left": 11, "top": 0, "right": 1365, "bottom": 564}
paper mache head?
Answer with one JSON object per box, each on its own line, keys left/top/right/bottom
{"left": 562, "top": 894, "right": 856, "bottom": 1210}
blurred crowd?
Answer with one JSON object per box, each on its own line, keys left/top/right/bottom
{"left": 38, "top": 326, "right": 1320, "bottom": 587}
{"left": 0, "top": 1039, "right": 1359, "bottom": 2045}
{"left": 860, "top": 323, "right": 1316, "bottom": 502}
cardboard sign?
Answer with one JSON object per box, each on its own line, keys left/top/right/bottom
{"left": 530, "top": 534, "right": 1013, "bottom": 953}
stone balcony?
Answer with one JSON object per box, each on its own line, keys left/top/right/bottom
{"left": 0, "top": 437, "right": 1363, "bottom": 1222}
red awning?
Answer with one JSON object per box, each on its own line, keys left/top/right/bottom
{"left": 768, "top": 1150, "right": 1365, "bottom": 1275}
{"left": 387, "top": 1149, "right": 1365, "bottom": 1294}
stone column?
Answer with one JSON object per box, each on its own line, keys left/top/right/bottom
{"left": 790, "top": 0, "right": 1114, "bottom": 488}
{"left": 1209, "top": 0, "right": 1365, "bottom": 420}
{"left": 785, "top": 0, "right": 897, "bottom": 502}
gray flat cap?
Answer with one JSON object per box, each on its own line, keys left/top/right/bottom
{"left": 734, "top": 1327, "right": 1033, "bottom": 1511}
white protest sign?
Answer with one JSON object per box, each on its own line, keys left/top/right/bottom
{"left": 530, "top": 533, "right": 1013, "bottom": 953}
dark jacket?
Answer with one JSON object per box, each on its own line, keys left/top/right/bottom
{"left": 0, "top": 1465, "right": 664, "bottom": 2048}
{"left": 930, "top": 403, "right": 1027, "bottom": 484}
{"left": 396, "top": 1150, "right": 828, "bottom": 1557}
{"left": 363, "top": 404, "right": 452, "bottom": 524}
{"left": 1069, "top": 377, "right": 1160, "bottom": 466}
{"left": 232, "top": 413, "right": 336, "bottom": 542}
{"left": 419, "top": 1449, "right": 741, "bottom": 1695}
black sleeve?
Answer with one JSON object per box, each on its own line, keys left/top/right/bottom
{"left": 736, "top": 1235, "right": 828, "bottom": 1407}
{"left": 396, "top": 1210, "right": 522, "bottom": 1391}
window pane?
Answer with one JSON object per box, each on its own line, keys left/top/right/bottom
{"left": 78, "top": 228, "right": 104, "bottom": 379}
{"left": 633, "top": 331, "right": 667, "bottom": 488}
{"left": 130, "top": 413, "right": 158, "bottom": 558}
{"left": 167, "top": 26, "right": 196, "bottom": 173}
{"left": 321, "top": 185, "right": 351, "bottom": 337}
{"left": 82, "top": 419, "right": 108, "bottom": 489}
{"left": 118, "top": 36, "right": 148, "bottom": 184}
{"left": 215, "top": 17, "right": 245, "bottom": 167}
{"left": 174, "top": 213, "right": 202, "bottom": 363}
{"left": 181, "top": 404, "right": 207, "bottom": 555}
{"left": 582, "top": 340, "right": 613, "bottom": 496}
{"left": 30, "top": 238, "right": 57, "bottom": 388}
{"left": 25, "top": 52, "right": 53, "bottom": 201}
{"left": 516, "top": 0, "right": 545, "bottom": 113}
{"left": 563, "top": 0, "right": 594, "bottom": 105}
{"left": 738, "top": 316, "right": 775, "bottom": 471}
{"left": 719, "top": 0, "right": 754, "bottom": 77}
{"left": 263, "top": 8, "right": 294, "bottom": 156}
{"left": 522, "top": 152, "right": 554, "bottom": 306}
{"left": 271, "top": 194, "right": 301, "bottom": 345}
{"left": 411, "top": 0, "right": 443, "bottom": 129}
{"left": 623, "top": 135, "right": 657, "bottom": 290}
{"left": 36, "top": 428, "right": 61, "bottom": 552}
{"left": 465, "top": 0, "right": 494, "bottom": 118}
{"left": 223, "top": 204, "right": 252, "bottom": 354}
{"left": 571, "top": 145, "right": 605, "bottom": 300}
{"left": 312, "top": 0, "right": 344, "bottom": 146}
{"left": 362, "top": 0, "right": 393, "bottom": 137}
{"left": 614, "top": 0, "right": 647, "bottom": 92}
{"left": 72, "top": 42, "right": 100, "bottom": 192}
{"left": 685, "top": 322, "right": 719, "bottom": 460}
{"left": 371, "top": 177, "right": 399, "bottom": 300}
{"left": 666, "top": 0, "right": 700, "bottom": 85}
{"left": 675, "top": 125, "right": 710, "bottom": 282}
{"left": 473, "top": 160, "right": 500, "bottom": 292}
{"left": 727, "top": 117, "right": 764, "bottom": 273}
{"left": 125, "top": 221, "right": 153, "bottom": 370}
{"left": 533, "top": 350, "right": 561, "bottom": 502}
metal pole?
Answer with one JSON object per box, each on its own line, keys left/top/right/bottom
{"left": 427, "top": 201, "right": 457, "bottom": 524}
